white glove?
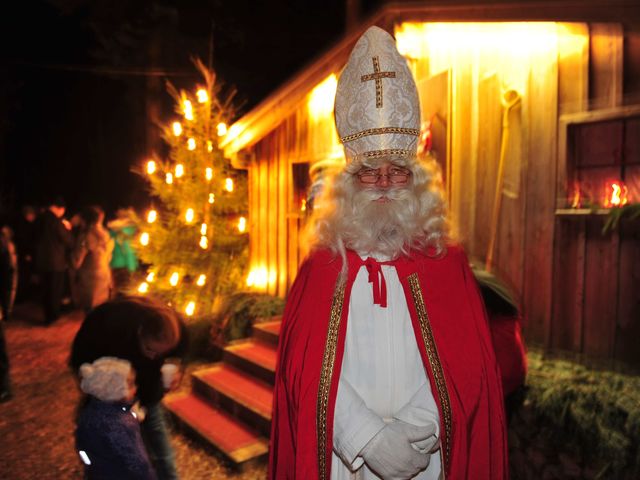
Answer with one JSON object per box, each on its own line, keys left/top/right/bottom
{"left": 360, "top": 420, "right": 436, "bottom": 479}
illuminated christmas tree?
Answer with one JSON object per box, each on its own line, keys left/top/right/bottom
{"left": 134, "top": 60, "right": 248, "bottom": 319}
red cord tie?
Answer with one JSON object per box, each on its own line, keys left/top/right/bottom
{"left": 364, "top": 257, "right": 389, "bottom": 308}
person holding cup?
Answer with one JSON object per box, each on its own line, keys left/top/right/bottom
{"left": 70, "top": 296, "right": 187, "bottom": 480}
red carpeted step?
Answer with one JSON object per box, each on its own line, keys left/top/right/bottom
{"left": 253, "top": 320, "right": 281, "bottom": 346}
{"left": 224, "top": 340, "right": 277, "bottom": 384}
{"left": 164, "top": 392, "right": 269, "bottom": 465}
{"left": 194, "top": 364, "right": 273, "bottom": 419}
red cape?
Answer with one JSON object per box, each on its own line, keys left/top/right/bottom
{"left": 269, "top": 246, "right": 508, "bottom": 479}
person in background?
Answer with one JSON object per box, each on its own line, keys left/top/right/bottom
{"left": 76, "top": 356, "right": 157, "bottom": 479}
{"left": 0, "top": 226, "right": 17, "bottom": 403}
{"left": 13, "top": 205, "right": 38, "bottom": 303}
{"left": 71, "top": 206, "right": 114, "bottom": 311}
{"left": 269, "top": 27, "right": 507, "bottom": 480}
{"left": 35, "top": 196, "right": 73, "bottom": 325}
{"left": 70, "top": 296, "right": 187, "bottom": 480}
{"left": 107, "top": 208, "right": 139, "bottom": 296}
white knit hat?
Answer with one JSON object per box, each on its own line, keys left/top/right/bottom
{"left": 334, "top": 26, "right": 421, "bottom": 162}
{"left": 79, "top": 357, "right": 133, "bottom": 402}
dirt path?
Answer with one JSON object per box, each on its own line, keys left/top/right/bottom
{"left": 0, "top": 303, "right": 267, "bottom": 480}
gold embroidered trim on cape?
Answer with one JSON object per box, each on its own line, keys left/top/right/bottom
{"left": 317, "top": 276, "right": 347, "bottom": 480}
{"left": 340, "top": 127, "right": 420, "bottom": 144}
{"left": 408, "top": 273, "right": 452, "bottom": 474}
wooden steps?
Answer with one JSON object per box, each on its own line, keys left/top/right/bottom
{"left": 164, "top": 318, "right": 281, "bottom": 468}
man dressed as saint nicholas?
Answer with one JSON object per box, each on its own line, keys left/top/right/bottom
{"left": 269, "top": 26, "right": 508, "bottom": 480}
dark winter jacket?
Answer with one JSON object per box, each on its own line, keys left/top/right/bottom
{"left": 35, "top": 210, "right": 73, "bottom": 272}
{"left": 75, "top": 397, "right": 156, "bottom": 480}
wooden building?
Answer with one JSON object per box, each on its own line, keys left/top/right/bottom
{"left": 220, "top": 1, "right": 640, "bottom": 369}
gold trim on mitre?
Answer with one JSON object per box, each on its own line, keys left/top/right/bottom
{"left": 340, "top": 127, "right": 420, "bottom": 144}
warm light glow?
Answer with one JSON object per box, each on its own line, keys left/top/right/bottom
{"left": 147, "top": 210, "right": 157, "bottom": 223}
{"left": 137, "top": 282, "right": 149, "bottom": 294}
{"left": 183, "top": 99, "right": 194, "bottom": 121}
{"left": 246, "top": 266, "right": 277, "bottom": 289}
{"left": 217, "top": 122, "right": 227, "bottom": 136}
{"left": 146, "top": 271, "right": 155, "bottom": 282}
{"left": 200, "top": 223, "right": 207, "bottom": 235}
{"left": 169, "top": 272, "right": 179, "bottom": 286}
{"left": 224, "top": 178, "right": 234, "bottom": 192}
{"left": 238, "top": 216, "right": 246, "bottom": 233}
{"left": 165, "top": 173, "right": 173, "bottom": 184}
{"left": 205, "top": 167, "right": 213, "bottom": 181}
{"left": 199, "top": 235, "right": 208, "bottom": 249}
{"left": 196, "top": 89, "right": 208, "bottom": 103}
{"left": 208, "top": 193, "right": 215, "bottom": 204}
{"left": 196, "top": 274, "right": 206, "bottom": 286}
{"left": 140, "top": 232, "right": 150, "bottom": 246}
{"left": 146, "top": 160, "right": 156, "bottom": 174}
{"left": 175, "top": 164, "right": 184, "bottom": 177}
{"left": 172, "top": 122, "right": 182, "bottom": 136}
{"left": 207, "top": 140, "right": 213, "bottom": 152}
{"left": 187, "top": 138, "right": 196, "bottom": 151}
{"left": 301, "top": 199, "right": 307, "bottom": 212}
{"left": 308, "top": 74, "right": 337, "bottom": 119}
{"left": 185, "top": 208, "right": 195, "bottom": 223}
{"left": 185, "top": 301, "right": 196, "bottom": 316}
{"left": 605, "top": 181, "right": 629, "bottom": 207}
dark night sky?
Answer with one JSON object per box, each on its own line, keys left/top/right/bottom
{"left": 0, "top": 0, "right": 383, "bottom": 221}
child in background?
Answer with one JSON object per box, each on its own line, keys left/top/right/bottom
{"left": 76, "top": 356, "right": 156, "bottom": 480}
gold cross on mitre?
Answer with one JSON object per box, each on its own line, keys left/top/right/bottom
{"left": 360, "top": 56, "right": 396, "bottom": 108}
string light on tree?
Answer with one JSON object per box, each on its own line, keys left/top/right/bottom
{"left": 147, "top": 160, "right": 156, "bottom": 174}
{"left": 133, "top": 59, "right": 248, "bottom": 320}
{"left": 185, "top": 301, "right": 196, "bottom": 316}
{"left": 238, "top": 216, "right": 247, "bottom": 233}
{"left": 140, "top": 232, "right": 150, "bottom": 246}
{"left": 138, "top": 282, "right": 149, "bottom": 294}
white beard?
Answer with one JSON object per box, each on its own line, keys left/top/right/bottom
{"left": 340, "top": 186, "right": 422, "bottom": 259}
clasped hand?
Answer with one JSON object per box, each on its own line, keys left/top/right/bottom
{"left": 360, "top": 420, "right": 437, "bottom": 479}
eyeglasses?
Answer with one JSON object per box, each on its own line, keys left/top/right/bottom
{"left": 356, "top": 167, "right": 412, "bottom": 185}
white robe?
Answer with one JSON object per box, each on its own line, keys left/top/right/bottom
{"left": 331, "top": 263, "right": 442, "bottom": 480}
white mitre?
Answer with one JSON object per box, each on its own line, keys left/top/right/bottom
{"left": 334, "top": 26, "right": 421, "bottom": 162}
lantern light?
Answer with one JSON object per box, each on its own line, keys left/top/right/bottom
{"left": 205, "top": 167, "right": 213, "bottom": 181}
{"left": 185, "top": 301, "right": 196, "bottom": 316}
{"left": 185, "top": 208, "right": 195, "bottom": 223}
{"left": 196, "top": 89, "right": 208, "bottom": 103}
{"left": 208, "top": 193, "right": 215, "bottom": 204}
{"left": 187, "top": 138, "right": 196, "bottom": 151}
{"left": 217, "top": 122, "right": 227, "bottom": 136}
{"left": 604, "top": 181, "right": 629, "bottom": 208}
{"left": 238, "top": 216, "right": 246, "bottom": 233}
{"left": 147, "top": 210, "right": 157, "bottom": 223}
{"left": 138, "top": 282, "right": 149, "bottom": 294}
{"left": 166, "top": 173, "right": 173, "bottom": 184}
{"left": 199, "top": 236, "right": 208, "bottom": 249}
{"left": 196, "top": 274, "right": 206, "bottom": 286}
{"left": 200, "top": 223, "right": 207, "bottom": 235}
{"left": 146, "top": 271, "right": 155, "bottom": 282}
{"left": 175, "top": 164, "right": 184, "bottom": 178}
{"left": 146, "top": 160, "right": 156, "bottom": 174}
{"left": 225, "top": 178, "right": 234, "bottom": 192}
{"left": 169, "top": 272, "right": 179, "bottom": 287}
{"left": 207, "top": 140, "right": 213, "bottom": 152}
{"left": 140, "top": 232, "right": 150, "bottom": 246}
{"left": 172, "top": 122, "right": 182, "bottom": 136}
{"left": 183, "top": 99, "right": 194, "bottom": 121}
